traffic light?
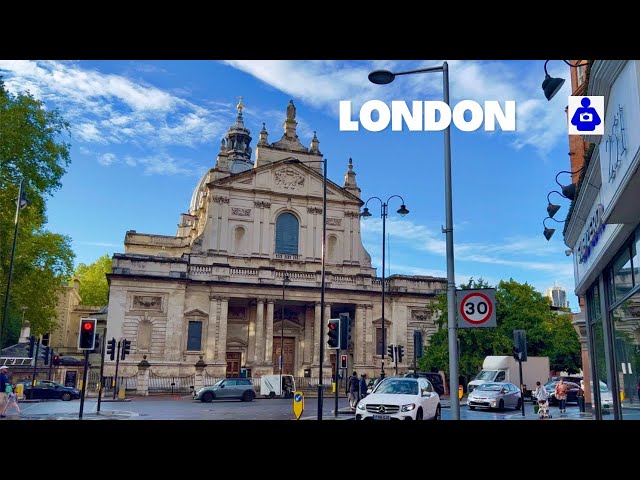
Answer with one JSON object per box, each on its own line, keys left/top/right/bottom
{"left": 92, "top": 333, "right": 101, "bottom": 353}
{"left": 43, "top": 346, "right": 50, "bottom": 365}
{"left": 106, "top": 338, "right": 116, "bottom": 361}
{"left": 397, "top": 345, "right": 404, "bottom": 363}
{"left": 339, "top": 313, "right": 352, "bottom": 349}
{"left": 52, "top": 355, "right": 60, "bottom": 366}
{"left": 78, "top": 318, "right": 97, "bottom": 350}
{"left": 327, "top": 319, "right": 340, "bottom": 349}
{"left": 121, "top": 339, "right": 132, "bottom": 360}
{"left": 340, "top": 354, "right": 347, "bottom": 369}
{"left": 28, "top": 335, "right": 36, "bottom": 358}
{"left": 513, "top": 329, "right": 527, "bottom": 362}
{"left": 387, "top": 344, "right": 394, "bottom": 362}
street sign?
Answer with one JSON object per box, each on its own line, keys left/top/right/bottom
{"left": 293, "top": 391, "right": 304, "bottom": 420}
{"left": 457, "top": 288, "right": 496, "bottom": 328}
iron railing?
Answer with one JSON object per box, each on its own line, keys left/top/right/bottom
{"left": 148, "top": 370, "right": 195, "bottom": 394}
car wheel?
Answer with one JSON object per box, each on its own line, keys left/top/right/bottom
{"left": 202, "top": 391, "right": 214, "bottom": 403}
{"left": 498, "top": 399, "right": 505, "bottom": 411}
{"left": 415, "top": 408, "right": 423, "bottom": 420}
{"left": 241, "top": 391, "right": 255, "bottom": 402}
{"left": 268, "top": 391, "right": 275, "bottom": 399}
{"left": 515, "top": 399, "right": 522, "bottom": 410}
{"left": 432, "top": 404, "right": 442, "bottom": 420}
{"left": 61, "top": 392, "right": 72, "bottom": 401}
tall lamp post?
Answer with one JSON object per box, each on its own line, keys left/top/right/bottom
{"left": 280, "top": 272, "right": 290, "bottom": 397}
{"left": 360, "top": 196, "right": 409, "bottom": 379}
{"left": 1, "top": 178, "right": 29, "bottom": 350}
{"left": 283, "top": 157, "right": 327, "bottom": 420}
{"left": 369, "top": 62, "right": 460, "bottom": 419}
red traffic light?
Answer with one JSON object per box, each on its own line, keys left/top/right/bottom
{"left": 83, "top": 321, "right": 93, "bottom": 330}
{"left": 78, "top": 318, "right": 97, "bottom": 349}
{"left": 329, "top": 323, "right": 336, "bottom": 330}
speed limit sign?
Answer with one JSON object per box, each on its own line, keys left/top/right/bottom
{"left": 456, "top": 288, "right": 496, "bottom": 328}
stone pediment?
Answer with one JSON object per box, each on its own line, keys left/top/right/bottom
{"left": 212, "top": 158, "right": 362, "bottom": 204}
{"left": 184, "top": 308, "right": 208, "bottom": 317}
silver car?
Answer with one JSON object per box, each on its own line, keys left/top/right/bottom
{"left": 194, "top": 378, "right": 256, "bottom": 402}
{"left": 467, "top": 382, "right": 522, "bottom": 411}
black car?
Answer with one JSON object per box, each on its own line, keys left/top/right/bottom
{"left": 23, "top": 380, "right": 81, "bottom": 401}
{"left": 403, "top": 372, "right": 446, "bottom": 397}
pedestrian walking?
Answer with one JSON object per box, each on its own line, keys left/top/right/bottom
{"left": 348, "top": 371, "right": 360, "bottom": 410}
{"left": 359, "top": 373, "right": 368, "bottom": 400}
{"left": 555, "top": 378, "right": 570, "bottom": 413}
{"left": 1, "top": 384, "right": 20, "bottom": 417}
{"left": 0, "top": 366, "right": 10, "bottom": 418}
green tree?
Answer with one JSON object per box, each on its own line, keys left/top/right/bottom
{"left": 73, "top": 254, "right": 112, "bottom": 306}
{"left": 418, "top": 278, "right": 581, "bottom": 382}
{"left": 0, "top": 77, "right": 74, "bottom": 345}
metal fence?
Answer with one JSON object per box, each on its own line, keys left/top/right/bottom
{"left": 203, "top": 370, "right": 224, "bottom": 386}
{"left": 86, "top": 370, "right": 137, "bottom": 393}
{"left": 148, "top": 370, "right": 195, "bottom": 394}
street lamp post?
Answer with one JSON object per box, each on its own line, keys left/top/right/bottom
{"left": 1, "top": 178, "right": 29, "bottom": 350}
{"left": 361, "top": 196, "right": 409, "bottom": 379}
{"left": 369, "top": 62, "right": 460, "bottom": 419}
{"left": 283, "top": 158, "right": 327, "bottom": 420}
{"left": 280, "top": 272, "right": 290, "bottom": 397}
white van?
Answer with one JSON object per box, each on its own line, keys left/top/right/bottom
{"left": 260, "top": 374, "right": 296, "bottom": 398}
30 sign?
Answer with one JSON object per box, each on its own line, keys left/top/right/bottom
{"left": 456, "top": 289, "right": 497, "bottom": 329}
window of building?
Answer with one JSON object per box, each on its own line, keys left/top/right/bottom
{"left": 576, "top": 63, "right": 586, "bottom": 86}
{"left": 187, "top": 320, "right": 203, "bottom": 351}
{"left": 587, "top": 282, "right": 601, "bottom": 322}
{"left": 611, "top": 290, "right": 640, "bottom": 419}
{"left": 375, "top": 326, "right": 388, "bottom": 355}
{"left": 138, "top": 320, "right": 152, "bottom": 351}
{"left": 611, "top": 244, "right": 634, "bottom": 302}
{"left": 275, "top": 212, "right": 299, "bottom": 255}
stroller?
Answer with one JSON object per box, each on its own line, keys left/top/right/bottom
{"left": 537, "top": 398, "right": 551, "bottom": 419}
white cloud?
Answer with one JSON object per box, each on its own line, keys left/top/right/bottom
{"left": 98, "top": 153, "right": 116, "bottom": 166}
{"left": 223, "top": 60, "right": 571, "bottom": 155}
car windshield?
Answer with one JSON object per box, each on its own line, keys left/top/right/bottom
{"left": 373, "top": 379, "right": 418, "bottom": 395}
{"left": 475, "top": 370, "right": 497, "bottom": 380}
{"left": 213, "top": 379, "right": 225, "bottom": 387}
{"left": 476, "top": 383, "right": 503, "bottom": 391}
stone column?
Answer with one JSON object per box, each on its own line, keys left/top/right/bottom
{"left": 304, "top": 305, "right": 313, "bottom": 364}
{"left": 365, "top": 304, "right": 373, "bottom": 364}
{"left": 254, "top": 299, "right": 265, "bottom": 364}
{"left": 216, "top": 298, "right": 229, "bottom": 364}
{"left": 355, "top": 304, "right": 365, "bottom": 364}
{"left": 206, "top": 296, "right": 219, "bottom": 363}
{"left": 194, "top": 355, "right": 207, "bottom": 392}
{"left": 265, "top": 300, "right": 275, "bottom": 364}
{"left": 313, "top": 302, "right": 321, "bottom": 364}
{"left": 136, "top": 355, "right": 150, "bottom": 396}
{"left": 323, "top": 303, "right": 331, "bottom": 365}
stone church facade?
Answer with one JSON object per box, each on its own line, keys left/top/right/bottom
{"left": 105, "top": 99, "right": 446, "bottom": 381}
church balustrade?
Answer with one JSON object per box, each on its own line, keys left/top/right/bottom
{"left": 230, "top": 267, "right": 259, "bottom": 276}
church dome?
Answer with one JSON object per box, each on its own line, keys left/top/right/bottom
{"left": 189, "top": 171, "right": 209, "bottom": 215}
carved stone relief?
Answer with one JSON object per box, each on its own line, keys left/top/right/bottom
{"left": 231, "top": 207, "right": 251, "bottom": 217}
{"left": 307, "top": 207, "right": 323, "bottom": 214}
{"left": 274, "top": 168, "right": 305, "bottom": 190}
{"left": 327, "top": 218, "right": 342, "bottom": 226}
{"left": 133, "top": 295, "right": 163, "bottom": 311}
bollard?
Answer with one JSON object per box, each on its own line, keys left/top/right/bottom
{"left": 458, "top": 385, "right": 463, "bottom": 400}
{"left": 118, "top": 386, "right": 126, "bottom": 399}
{"left": 15, "top": 383, "right": 24, "bottom": 399}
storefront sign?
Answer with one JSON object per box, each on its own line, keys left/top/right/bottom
{"left": 605, "top": 105, "right": 627, "bottom": 183}
{"left": 577, "top": 203, "right": 605, "bottom": 264}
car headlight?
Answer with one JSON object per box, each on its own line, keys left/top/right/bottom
{"left": 357, "top": 402, "right": 366, "bottom": 410}
{"left": 401, "top": 403, "right": 416, "bottom": 412}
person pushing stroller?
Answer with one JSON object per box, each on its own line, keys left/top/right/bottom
{"left": 534, "top": 381, "right": 551, "bottom": 419}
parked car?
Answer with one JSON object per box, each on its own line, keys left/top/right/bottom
{"left": 22, "top": 380, "right": 80, "bottom": 401}
{"left": 194, "top": 378, "right": 256, "bottom": 402}
{"left": 544, "top": 381, "right": 581, "bottom": 405}
{"left": 355, "top": 376, "right": 441, "bottom": 420}
{"left": 403, "top": 372, "right": 445, "bottom": 396}
{"left": 467, "top": 382, "right": 522, "bottom": 411}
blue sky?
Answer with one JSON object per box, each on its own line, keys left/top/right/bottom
{"left": 0, "top": 60, "right": 578, "bottom": 308}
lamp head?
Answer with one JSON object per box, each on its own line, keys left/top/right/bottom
{"left": 561, "top": 183, "right": 576, "bottom": 201}
{"left": 542, "top": 74, "right": 565, "bottom": 101}
{"left": 368, "top": 70, "right": 396, "bottom": 85}
{"left": 360, "top": 207, "right": 372, "bottom": 219}
{"left": 397, "top": 204, "right": 409, "bottom": 217}
{"left": 547, "top": 203, "right": 561, "bottom": 218}
{"left": 283, "top": 273, "right": 290, "bottom": 284}
{"left": 543, "top": 227, "right": 556, "bottom": 241}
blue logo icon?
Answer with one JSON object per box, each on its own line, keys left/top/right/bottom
{"left": 294, "top": 393, "right": 302, "bottom": 402}
{"left": 568, "top": 96, "right": 604, "bottom": 135}
{"left": 571, "top": 98, "right": 601, "bottom": 131}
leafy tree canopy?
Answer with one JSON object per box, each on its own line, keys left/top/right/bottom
{"left": 73, "top": 254, "right": 112, "bottom": 306}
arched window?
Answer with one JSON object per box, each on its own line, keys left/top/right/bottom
{"left": 233, "top": 226, "right": 246, "bottom": 254}
{"left": 275, "top": 212, "right": 299, "bottom": 255}
{"left": 328, "top": 235, "right": 338, "bottom": 263}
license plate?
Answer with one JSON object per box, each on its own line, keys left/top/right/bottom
{"left": 373, "top": 414, "right": 391, "bottom": 420}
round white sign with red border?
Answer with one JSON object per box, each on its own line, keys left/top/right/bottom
{"left": 458, "top": 290, "right": 495, "bottom": 327}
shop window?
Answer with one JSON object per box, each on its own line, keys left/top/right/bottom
{"left": 611, "top": 289, "right": 640, "bottom": 418}
{"left": 612, "top": 245, "right": 634, "bottom": 302}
